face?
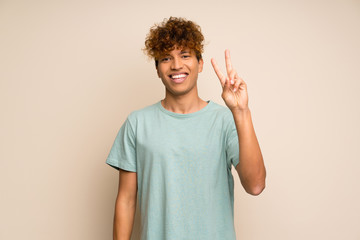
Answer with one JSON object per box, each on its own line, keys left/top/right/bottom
{"left": 156, "top": 47, "right": 204, "bottom": 97}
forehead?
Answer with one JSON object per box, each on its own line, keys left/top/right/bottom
{"left": 161, "top": 46, "right": 193, "bottom": 56}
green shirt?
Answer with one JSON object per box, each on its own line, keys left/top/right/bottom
{"left": 106, "top": 100, "right": 239, "bottom": 240}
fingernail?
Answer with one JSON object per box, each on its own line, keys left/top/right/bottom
{"left": 230, "top": 80, "right": 234, "bottom": 84}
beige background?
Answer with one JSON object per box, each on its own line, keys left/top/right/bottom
{"left": 1, "top": 0, "right": 359, "bottom": 239}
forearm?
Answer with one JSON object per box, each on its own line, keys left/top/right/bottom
{"left": 113, "top": 200, "right": 136, "bottom": 240}
{"left": 231, "top": 107, "right": 266, "bottom": 195}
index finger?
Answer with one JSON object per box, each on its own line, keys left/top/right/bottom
{"left": 211, "top": 58, "right": 226, "bottom": 87}
{"left": 225, "top": 49, "right": 233, "bottom": 77}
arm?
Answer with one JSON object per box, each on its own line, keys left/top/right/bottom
{"left": 211, "top": 49, "right": 266, "bottom": 196}
{"left": 232, "top": 108, "right": 266, "bottom": 195}
{"left": 113, "top": 169, "right": 138, "bottom": 240}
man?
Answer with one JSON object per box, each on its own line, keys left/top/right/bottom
{"left": 106, "top": 17, "right": 266, "bottom": 240}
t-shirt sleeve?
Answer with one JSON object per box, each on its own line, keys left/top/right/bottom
{"left": 225, "top": 114, "right": 240, "bottom": 169}
{"left": 106, "top": 117, "right": 137, "bottom": 172}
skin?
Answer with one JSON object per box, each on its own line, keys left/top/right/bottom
{"left": 113, "top": 169, "right": 137, "bottom": 240}
{"left": 156, "top": 46, "right": 207, "bottom": 114}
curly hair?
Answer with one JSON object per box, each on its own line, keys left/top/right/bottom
{"left": 144, "top": 17, "right": 204, "bottom": 67}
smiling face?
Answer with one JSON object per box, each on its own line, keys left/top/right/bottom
{"left": 156, "top": 46, "right": 204, "bottom": 98}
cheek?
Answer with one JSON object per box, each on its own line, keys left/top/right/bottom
{"left": 157, "top": 69, "right": 166, "bottom": 78}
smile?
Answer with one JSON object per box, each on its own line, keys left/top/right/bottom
{"left": 169, "top": 73, "right": 188, "bottom": 83}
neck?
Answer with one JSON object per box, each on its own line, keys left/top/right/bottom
{"left": 162, "top": 89, "right": 207, "bottom": 114}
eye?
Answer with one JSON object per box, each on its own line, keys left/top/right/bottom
{"left": 182, "top": 55, "right": 190, "bottom": 59}
{"left": 161, "top": 57, "right": 170, "bottom": 62}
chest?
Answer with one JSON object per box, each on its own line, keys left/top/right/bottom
{"left": 135, "top": 117, "right": 227, "bottom": 170}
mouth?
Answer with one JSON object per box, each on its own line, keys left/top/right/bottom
{"left": 169, "top": 73, "right": 188, "bottom": 83}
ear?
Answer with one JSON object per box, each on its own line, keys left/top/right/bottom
{"left": 198, "top": 58, "right": 204, "bottom": 73}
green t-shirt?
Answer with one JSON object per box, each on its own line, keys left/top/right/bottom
{"left": 106, "top": 100, "right": 239, "bottom": 240}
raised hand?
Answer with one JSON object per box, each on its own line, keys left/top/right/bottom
{"left": 211, "top": 50, "right": 249, "bottom": 112}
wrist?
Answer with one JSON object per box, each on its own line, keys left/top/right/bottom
{"left": 231, "top": 107, "right": 252, "bottom": 125}
{"left": 231, "top": 107, "right": 250, "bottom": 115}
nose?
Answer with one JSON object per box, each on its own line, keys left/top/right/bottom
{"left": 171, "top": 56, "right": 183, "bottom": 70}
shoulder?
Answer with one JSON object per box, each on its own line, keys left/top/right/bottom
{"left": 127, "top": 101, "right": 159, "bottom": 123}
{"left": 208, "top": 101, "right": 233, "bottom": 120}
{"left": 207, "top": 101, "right": 237, "bottom": 134}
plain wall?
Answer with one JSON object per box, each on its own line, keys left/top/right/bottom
{"left": 1, "top": 0, "right": 359, "bottom": 239}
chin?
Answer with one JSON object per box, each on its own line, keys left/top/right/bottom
{"left": 167, "top": 88, "right": 192, "bottom": 97}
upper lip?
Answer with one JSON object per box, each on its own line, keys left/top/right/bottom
{"left": 169, "top": 72, "right": 189, "bottom": 78}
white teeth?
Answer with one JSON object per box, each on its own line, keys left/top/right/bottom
{"left": 171, "top": 74, "right": 187, "bottom": 79}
